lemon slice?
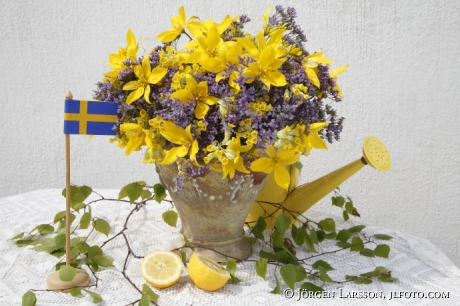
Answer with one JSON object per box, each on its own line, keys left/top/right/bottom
{"left": 188, "top": 252, "right": 231, "bottom": 291}
{"left": 140, "top": 250, "right": 183, "bottom": 288}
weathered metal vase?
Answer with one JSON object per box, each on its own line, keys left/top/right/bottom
{"left": 156, "top": 163, "right": 267, "bottom": 262}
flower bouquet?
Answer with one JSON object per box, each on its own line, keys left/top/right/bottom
{"left": 93, "top": 5, "right": 348, "bottom": 260}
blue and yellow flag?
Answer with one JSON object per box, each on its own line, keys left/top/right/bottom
{"left": 64, "top": 99, "right": 118, "bottom": 135}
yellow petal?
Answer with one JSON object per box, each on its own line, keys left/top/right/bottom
{"left": 274, "top": 164, "right": 291, "bottom": 190}
{"left": 126, "top": 28, "right": 136, "bottom": 46}
{"left": 125, "top": 137, "right": 143, "bottom": 155}
{"left": 162, "top": 146, "right": 188, "bottom": 164}
{"left": 309, "top": 122, "right": 329, "bottom": 133}
{"left": 120, "top": 123, "right": 142, "bottom": 132}
{"left": 304, "top": 68, "right": 320, "bottom": 88}
{"left": 190, "top": 140, "right": 199, "bottom": 162}
{"left": 123, "top": 81, "right": 141, "bottom": 91}
{"left": 155, "top": 29, "right": 180, "bottom": 43}
{"left": 265, "top": 145, "right": 276, "bottom": 159}
{"left": 170, "top": 89, "right": 194, "bottom": 102}
{"left": 195, "top": 102, "right": 209, "bottom": 119}
{"left": 148, "top": 67, "right": 167, "bottom": 84}
{"left": 126, "top": 86, "right": 144, "bottom": 104}
{"left": 144, "top": 84, "right": 151, "bottom": 104}
{"left": 308, "top": 133, "right": 328, "bottom": 150}
{"left": 277, "top": 150, "right": 298, "bottom": 165}
{"left": 161, "top": 121, "right": 189, "bottom": 144}
{"left": 330, "top": 64, "right": 349, "bottom": 77}
{"left": 250, "top": 157, "right": 275, "bottom": 174}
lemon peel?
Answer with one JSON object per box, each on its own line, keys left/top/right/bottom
{"left": 188, "top": 252, "right": 231, "bottom": 291}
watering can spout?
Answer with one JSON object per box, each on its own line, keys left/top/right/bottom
{"left": 246, "top": 136, "right": 391, "bottom": 228}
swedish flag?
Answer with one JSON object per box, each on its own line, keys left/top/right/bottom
{"left": 64, "top": 100, "right": 118, "bottom": 135}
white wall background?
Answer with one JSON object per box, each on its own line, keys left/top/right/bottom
{"left": 1, "top": 0, "right": 459, "bottom": 267}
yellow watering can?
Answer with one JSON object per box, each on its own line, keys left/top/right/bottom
{"left": 245, "top": 136, "right": 391, "bottom": 228}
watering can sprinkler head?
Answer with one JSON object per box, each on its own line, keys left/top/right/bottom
{"left": 362, "top": 136, "right": 391, "bottom": 172}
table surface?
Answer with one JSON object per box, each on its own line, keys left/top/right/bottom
{"left": 1, "top": 189, "right": 460, "bottom": 306}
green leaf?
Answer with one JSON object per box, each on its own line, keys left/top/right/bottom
{"left": 345, "top": 201, "right": 354, "bottom": 214}
{"left": 293, "top": 263, "right": 307, "bottom": 282}
{"left": 316, "top": 230, "right": 326, "bottom": 242}
{"left": 162, "top": 211, "right": 178, "bottom": 227}
{"left": 360, "top": 266, "right": 389, "bottom": 277}
{"left": 54, "top": 234, "right": 66, "bottom": 249}
{"left": 312, "top": 260, "right": 334, "bottom": 272}
{"left": 309, "top": 228, "right": 318, "bottom": 245}
{"left": 343, "top": 210, "right": 349, "bottom": 221}
{"left": 92, "top": 255, "right": 114, "bottom": 267}
{"left": 292, "top": 225, "right": 306, "bottom": 246}
{"left": 303, "top": 232, "right": 317, "bottom": 252}
{"left": 318, "top": 266, "right": 334, "bottom": 283}
{"left": 70, "top": 287, "right": 82, "bottom": 297}
{"left": 183, "top": 235, "right": 195, "bottom": 251}
{"left": 292, "top": 161, "right": 303, "bottom": 171}
{"left": 331, "top": 196, "right": 345, "bottom": 207}
{"left": 270, "top": 273, "right": 280, "bottom": 294}
{"left": 378, "top": 275, "right": 398, "bottom": 283}
{"left": 348, "top": 225, "right": 366, "bottom": 234}
{"left": 139, "top": 294, "right": 150, "bottom": 306}
{"left": 274, "top": 214, "right": 291, "bottom": 234}
{"left": 137, "top": 181, "right": 147, "bottom": 187}
{"left": 255, "top": 258, "right": 268, "bottom": 280}
{"left": 259, "top": 250, "right": 276, "bottom": 260}
{"left": 274, "top": 250, "right": 290, "bottom": 260}
{"left": 22, "top": 291, "right": 36, "bottom": 306}
{"left": 153, "top": 183, "right": 167, "bottom": 203}
{"left": 226, "top": 258, "right": 241, "bottom": 283}
{"left": 16, "top": 239, "right": 38, "bottom": 247}
{"left": 336, "top": 241, "right": 351, "bottom": 248}
{"left": 252, "top": 217, "right": 266, "bottom": 240}
{"left": 59, "top": 265, "right": 76, "bottom": 282}
{"left": 62, "top": 185, "right": 92, "bottom": 206}
{"left": 354, "top": 277, "right": 373, "bottom": 284}
{"left": 93, "top": 218, "right": 111, "bottom": 236}
{"left": 142, "top": 283, "right": 159, "bottom": 302}
{"left": 336, "top": 229, "right": 351, "bottom": 242}
{"left": 280, "top": 264, "right": 296, "bottom": 290}
{"left": 88, "top": 245, "right": 103, "bottom": 258}
{"left": 35, "top": 224, "right": 54, "bottom": 235}
{"left": 141, "top": 189, "right": 152, "bottom": 200}
{"left": 82, "top": 289, "right": 102, "bottom": 303}
{"left": 80, "top": 208, "right": 92, "bottom": 230}
{"left": 374, "top": 244, "right": 390, "bottom": 258}
{"left": 318, "top": 218, "right": 335, "bottom": 232}
{"left": 374, "top": 234, "right": 393, "bottom": 240}
{"left": 74, "top": 241, "right": 90, "bottom": 254}
{"left": 350, "top": 237, "right": 364, "bottom": 252}
{"left": 270, "top": 230, "right": 284, "bottom": 248}
{"left": 245, "top": 237, "right": 257, "bottom": 245}
{"left": 300, "top": 282, "right": 325, "bottom": 293}
{"left": 119, "top": 182, "right": 144, "bottom": 204}
{"left": 180, "top": 250, "right": 187, "bottom": 267}
{"left": 11, "top": 232, "right": 24, "bottom": 240}
{"left": 360, "top": 248, "right": 375, "bottom": 257}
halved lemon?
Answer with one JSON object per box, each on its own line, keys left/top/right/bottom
{"left": 140, "top": 250, "right": 183, "bottom": 288}
{"left": 188, "top": 252, "right": 231, "bottom": 291}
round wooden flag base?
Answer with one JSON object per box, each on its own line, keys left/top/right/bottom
{"left": 47, "top": 269, "right": 90, "bottom": 291}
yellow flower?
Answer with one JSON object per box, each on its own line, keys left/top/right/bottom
{"left": 169, "top": 74, "right": 219, "bottom": 119}
{"left": 105, "top": 29, "right": 139, "bottom": 81}
{"left": 302, "top": 122, "right": 329, "bottom": 155}
{"left": 301, "top": 51, "right": 334, "bottom": 88}
{"left": 242, "top": 46, "right": 287, "bottom": 90}
{"left": 155, "top": 6, "right": 198, "bottom": 43}
{"left": 122, "top": 55, "right": 167, "bottom": 104}
{"left": 160, "top": 121, "right": 199, "bottom": 165}
{"left": 119, "top": 123, "right": 156, "bottom": 156}
{"left": 250, "top": 145, "right": 298, "bottom": 189}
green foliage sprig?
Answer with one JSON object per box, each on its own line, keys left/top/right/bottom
{"left": 14, "top": 184, "right": 396, "bottom": 306}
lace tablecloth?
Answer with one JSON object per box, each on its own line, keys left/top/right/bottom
{"left": 1, "top": 189, "right": 459, "bottom": 306}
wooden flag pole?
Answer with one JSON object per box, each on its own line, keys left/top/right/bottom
{"left": 47, "top": 92, "right": 90, "bottom": 291}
